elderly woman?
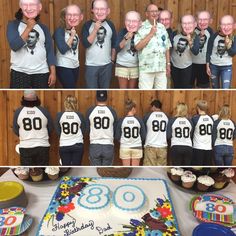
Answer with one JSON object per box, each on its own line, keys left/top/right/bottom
{"left": 54, "top": 4, "right": 83, "bottom": 88}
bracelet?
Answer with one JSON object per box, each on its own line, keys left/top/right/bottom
{"left": 167, "top": 62, "right": 171, "bottom": 65}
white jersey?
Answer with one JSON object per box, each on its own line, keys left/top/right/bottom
{"left": 87, "top": 106, "right": 117, "bottom": 145}
{"left": 144, "top": 111, "right": 168, "bottom": 148}
{"left": 14, "top": 107, "right": 50, "bottom": 148}
{"left": 57, "top": 112, "right": 84, "bottom": 147}
{"left": 192, "top": 115, "right": 214, "bottom": 150}
{"left": 214, "top": 119, "right": 236, "bottom": 146}
{"left": 168, "top": 117, "right": 193, "bottom": 147}
{"left": 118, "top": 116, "right": 144, "bottom": 148}
{"left": 11, "top": 22, "right": 49, "bottom": 74}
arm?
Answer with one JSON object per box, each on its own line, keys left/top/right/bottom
{"left": 206, "top": 33, "right": 216, "bottom": 76}
{"left": 226, "top": 36, "right": 236, "bottom": 57}
{"left": 137, "top": 117, "right": 147, "bottom": 142}
{"left": 13, "top": 108, "right": 22, "bottom": 136}
{"left": 54, "top": 112, "right": 62, "bottom": 136}
{"left": 114, "top": 118, "right": 122, "bottom": 141}
{"left": 39, "top": 107, "right": 54, "bottom": 134}
{"left": 82, "top": 20, "right": 100, "bottom": 48}
{"left": 190, "top": 34, "right": 200, "bottom": 55}
{"left": 77, "top": 112, "right": 86, "bottom": 136}
{"left": 135, "top": 26, "right": 157, "bottom": 51}
{"left": 53, "top": 27, "right": 71, "bottom": 54}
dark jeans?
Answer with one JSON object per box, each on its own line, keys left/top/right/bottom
{"left": 171, "top": 64, "right": 192, "bottom": 88}
{"left": 191, "top": 148, "right": 213, "bottom": 166}
{"left": 89, "top": 144, "right": 114, "bottom": 166}
{"left": 192, "top": 63, "right": 210, "bottom": 88}
{"left": 19, "top": 147, "right": 50, "bottom": 166}
{"left": 56, "top": 66, "right": 79, "bottom": 88}
{"left": 10, "top": 69, "right": 49, "bottom": 88}
{"left": 214, "top": 145, "right": 234, "bottom": 166}
{"left": 85, "top": 63, "right": 113, "bottom": 88}
{"left": 170, "top": 145, "right": 193, "bottom": 166}
{"left": 59, "top": 143, "right": 84, "bottom": 166}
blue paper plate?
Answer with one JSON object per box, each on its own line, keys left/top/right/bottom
{"left": 193, "top": 223, "right": 235, "bottom": 236}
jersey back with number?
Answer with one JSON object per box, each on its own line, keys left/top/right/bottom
{"left": 192, "top": 115, "right": 213, "bottom": 150}
{"left": 144, "top": 111, "right": 168, "bottom": 148}
{"left": 88, "top": 106, "right": 115, "bottom": 145}
{"left": 59, "top": 112, "right": 83, "bottom": 146}
{"left": 120, "top": 116, "right": 142, "bottom": 148}
{"left": 170, "top": 117, "right": 192, "bottom": 147}
{"left": 214, "top": 119, "right": 235, "bottom": 146}
{"left": 17, "top": 107, "right": 49, "bottom": 148}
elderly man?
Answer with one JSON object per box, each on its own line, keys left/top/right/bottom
{"left": 134, "top": 4, "right": 171, "bottom": 89}
{"left": 7, "top": 0, "right": 56, "bottom": 88}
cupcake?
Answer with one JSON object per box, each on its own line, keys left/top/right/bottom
{"left": 45, "top": 167, "right": 60, "bottom": 180}
{"left": 170, "top": 168, "right": 184, "bottom": 182}
{"left": 181, "top": 172, "right": 196, "bottom": 189}
{"left": 197, "top": 175, "right": 215, "bottom": 191}
{"left": 220, "top": 168, "right": 235, "bottom": 182}
{"left": 14, "top": 167, "right": 29, "bottom": 180}
{"left": 212, "top": 173, "right": 227, "bottom": 189}
{"left": 29, "top": 168, "right": 43, "bottom": 182}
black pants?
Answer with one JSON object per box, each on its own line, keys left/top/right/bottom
{"left": 59, "top": 143, "right": 84, "bottom": 166}
{"left": 19, "top": 147, "right": 50, "bottom": 166}
{"left": 192, "top": 64, "right": 210, "bottom": 88}
{"left": 191, "top": 148, "right": 213, "bottom": 166}
{"left": 170, "top": 145, "right": 193, "bottom": 166}
{"left": 10, "top": 70, "right": 49, "bottom": 88}
{"left": 171, "top": 64, "right": 192, "bottom": 88}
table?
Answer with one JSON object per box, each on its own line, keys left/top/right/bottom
{"left": 1, "top": 167, "right": 235, "bottom": 236}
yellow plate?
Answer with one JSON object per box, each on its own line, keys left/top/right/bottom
{"left": 0, "top": 181, "right": 23, "bottom": 201}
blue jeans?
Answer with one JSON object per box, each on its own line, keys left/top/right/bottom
{"left": 56, "top": 66, "right": 79, "bottom": 88}
{"left": 214, "top": 145, "right": 234, "bottom": 166}
{"left": 210, "top": 64, "right": 232, "bottom": 89}
{"left": 85, "top": 63, "right": 113, "bottom": 88}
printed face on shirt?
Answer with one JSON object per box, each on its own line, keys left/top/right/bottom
{"left": 217, "top": 40, "right": 226, "bottom": 56}
{"left": 71, "top": 35, "right": 79, "bottom": 54}
{"left": 199, "top": 34, "right": 207, "bottom": 50}
{"left": 197, "top": 11, "right": 211, "bottom": 30}
{"left": 220, "top": 15, "right": 235, "bottom": 36}
{"left": 27, "top": 29, "right": 39, "bottom": 48}
{"left": 92, "top": 0, "right": 110, "bottom": 22}
{"left": 20, "top": 0, "right": 42, "bottom": 19}
{"left": 65, "top": 5, "right": 83, "bottom": 28}
{"left": 177, "top": 38, "right": 188, "bottom": 54}
{"left": 125, "top": 12, "right": 141, "bottom": 32}
{"left": 96, "top": 26, "right": 107, "bottom": 47}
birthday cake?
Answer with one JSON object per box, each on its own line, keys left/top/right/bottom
{"left": 37, "top": 177, "right": 180, "bottom": 236}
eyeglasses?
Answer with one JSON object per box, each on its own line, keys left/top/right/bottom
{"left": 66, "top": 14, "right": 81, "bottom": 18}
{"left": 220, "top": 23, "right": 234, "bottom": 27}
{"left": 147, "top": 10, "right": 159, "bottom": 14}
{"left": 21, "top": 3, "right": 39, "bottom": 9}
{"left": 93, "top": 8, "right": 107, "bottom": 12}
{"left": 159, "top": 18, "right": 171, "bottom": 22}
{"left": 125, "top": 20, "right": 140, "bottom": 24}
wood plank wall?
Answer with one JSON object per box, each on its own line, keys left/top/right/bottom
{"left": 0, "top": 90, "right": 236, "bottom": 166}
{"left": 0, "top": 0, "right": 236, "bottom": 88}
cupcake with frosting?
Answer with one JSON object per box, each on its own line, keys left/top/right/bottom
{"left": 197, "top": 175, "right": 215, "bottom": 191}
{"left": 220, "top": 168, "right": 235, "bottom": 182}
{"left": 181, "top": 171, "right": 196, "bottom": 189}
{"left": 212, "top": 172, "right": 227, "bottom": 189}
{"left": 170, "top": 168, "right": 184, "bottom": 182}
{"left": 29, "top": 168, "right": 43, "bottom": 182}
{"left": 45, "top": 167, "right": 60, "bottom": 180}
{"left": 14, "top": 167, "right": 29, "bottom": 180}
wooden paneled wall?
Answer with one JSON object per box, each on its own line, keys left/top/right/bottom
{"left": 0, "top": 0, "right": 236, "bottom": 88}
{"left": 0, "top": 90, "right": 236, "bottom": 166}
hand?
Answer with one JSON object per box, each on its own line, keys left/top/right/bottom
{"left": 70, "top": 27, "right": 77, "bottom": 37}
{"left": 225, "top": 35, "right": 233, "bottom": 49}
{"left": 187, "top": 34, "right": 193, "bottom": 47}
{"left": 124, "top": 32, "right": 134, "bottom": 40}
{"left": 94, "top": 21, "right": 102, "bottom": 31}
{"left": 26, "top": 18, "right": 36, "bottom": 31}
{"left": 48, "top": 72, "right": 56, "bottom": 88}
{"left": 149, "top": 25, "right": 157, "bottom": 37}
{"left": 206, "top": 64, "right": 211, "bottom": 77}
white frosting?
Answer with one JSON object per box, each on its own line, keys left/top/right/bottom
{"left": 14, "top": 167, "right": 29, "bottom": 175}
{"left": 44, "top": 167, "right": 60, "bottom": 175}
{"left": 181, "top": 174, "right": 196, "bottom": 183}
{"left": 221, "top": 168, "right": 235, "bottom": 178}
{"left": 171, "top": 168, "right": 184, "bottom": 176}
{"left": 197, "top": 175, "right": 215, "bottom": 186}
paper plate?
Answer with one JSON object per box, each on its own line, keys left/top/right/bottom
{"left": 192, "top": 223, "right": 235, "bottom": 236}
{"left": 190, "top": 193, "right": 236, "bottom": 228}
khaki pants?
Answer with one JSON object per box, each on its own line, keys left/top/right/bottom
{"left": 143, "top": 146, "right": 167, "bottom": 166}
